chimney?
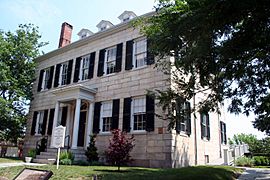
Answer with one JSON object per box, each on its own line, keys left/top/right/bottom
{"left": 58, "top": 22, "right": 73, "bottom": 48}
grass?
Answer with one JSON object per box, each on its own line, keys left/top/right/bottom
{"left": 0, "top": 157, "right": 23, "bottom": 163}
{"left": 0, "top": 165, "right": 242, "bottom": 180}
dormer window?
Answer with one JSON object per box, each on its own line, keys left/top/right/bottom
{"left": 118, "top": 11, "right": 137, "bottom": 23}
{"left": 96, "top": 20, "right": 114, "bottom": 32}
{"left": 77, "top": 29, "right": 93, "bottom": 39}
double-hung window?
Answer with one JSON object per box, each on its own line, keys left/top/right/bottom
{"left": 132, "top": 97, "right": 146, "bottom": 131}
{"left": 105, "top": 47, "right": 117, "bottom": 74}
{"left": 60, "top": 62, "right": 68, "bottom": 85}
{"left": 201, "top": 112, "right": 210, "bottom": 140}
{"left": 220, "top": 121, "right": 227, "bottom": 144}
{"left": 175, "top": 100, "right": 191, "bottom": 134}
{"left": 101, "top": 101, "right": 113, "bottom": 132}
{"left": 35, "top": 111, "right": 44, "bottom": 135}
{"left": 81, "top": 55, "right": 90, "bottom": 81}
{"left": 133, "top": 38, "right": 147, "bottom": 68}
{"left": 42, "top": 68, "right": 51, "bottom": 90}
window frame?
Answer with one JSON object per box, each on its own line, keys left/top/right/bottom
{"left": 133, "top": 38, "right": 147, "bottom": 69}
{"left": 79, "top": 55, "right": 90, "bottom": 81}
{"left": 220, "top": 121, "right": 227, "bottom": 144}
{"left": 59, "top": 62, "right": 69, "bottom": 86}
{"left": 104, "top": 46, "right": 117, "bottom": 75}
{"left": 175, "top": 100, "right": 191, "bottom": 134}
{"left": 41, "top": 68, "right": 51, "bottom": 90}
{"left": 35, "top": 111, "right": 44, "bottom": 135}
{"left": 201, "top": 112, "right": 209, "bottom": 139}
{"left": 131, "top": 96, "right": 146, "bottom": 132}
{"left": 100, "top": 101, "right": 113, "bottom": 133}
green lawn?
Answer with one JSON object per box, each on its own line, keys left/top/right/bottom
{"left": 0, "top": 157, "right": 23, "bottom": 163}
{"left": 0, "top": 165, "right": 242, "bottom": 180}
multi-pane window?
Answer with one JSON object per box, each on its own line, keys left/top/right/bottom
{"left": 101, "top": 101, "right": 113, "bottom": 132}
{"left": 133, "top": 39, "right": 147, "bottom": 68}
{"left": 176, "top": 100, "right": 191, "bottom": 134}
{"left": 42, "top": 68, "right": 50, "bottom": 90}
{"left": 133, "top": 97, "right": 146, "bottom": 131}
{"left": 60, "top": 62, "right": 68, "bottom": 85}
{"left": 81, "top": 55, "right": 90, "bottom": 81}
{"left": 105, "top": 47, "right": 117, "bottom": 74}
{"left": 220, "top": 121, "right": 227, "bottom": 144}
{"left": 36, "top": 111, "right": 44, "bottom": 135}
{"left": 201, "top": 112, "right": 210, "bottom": 139}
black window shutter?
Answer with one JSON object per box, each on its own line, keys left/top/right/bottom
{"left": 112, "top": 99, "right": 120, "bottom": 130}
{"left": 88, "top": 52, "right": 96, "bottom": 79}
{"left": 37, "top": 70, "right": 44, "bottom": 92}
{"left": 47, "top": 66, "right": 54, "bottom": 89}
{"left": 47, "top": 108, "right": 55, "bottom": 135}
{"left": 31, "top": 111, "right": 38, "bottom": 135}
{"left": 67, "top": 59, "right": 73, "bottom": 84}
{"left": 200, "top": 113, "right": 204, "bottom": 139}
{"left": 115, "top": 43, "right": 123, "bottom": 72}
{"left": 186, "top": 102, "right": 191, "bottom": 135}
{"left": 125, "top": 40, "right": 133, "bottom": 70}
{"left": 224, "top": 123, "right": 227, "bottom": 144}
{"left": 93, "top": 102, "right": 101, "bottom": 133}
{"left": 123, "top": 98, "right": 131, "bottom": 132}
{"left": 41, "top": 110, "right": 48, "bottom": 135}
{"left": 97, "top": 49, "right": 105, "bottom": 77}
{"left": 174, "top": 101, "right": 180, "bottom": 134}
{"left": 61, "top": 106, "right": 68, "bottom": 126}
{"left": 74, "top": 57, "right": 81, "bottom": 82}
{"left": 206, "top": 114, "right": 210, "bottom": 140}
{"left": 146, "top": 95, "right": 155, "bottom": 132}
{"left": 54, "top": 64, "right": 61, "bottom": 87}
{"left": 146, "top": 38, "right": 155, "bottom": 65}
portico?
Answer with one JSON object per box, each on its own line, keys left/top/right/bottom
{"left": 50, "top": 84, "right": 96, "bottom": 149}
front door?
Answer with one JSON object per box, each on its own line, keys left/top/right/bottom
{"left": 77, "top": 111, "right": 86, "bottom": 147}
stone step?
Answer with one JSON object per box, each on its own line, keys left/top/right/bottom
{"left": 32, "top": 158, "right": 56, "bottom": 164}
{"left": 36, "top": 154, "right": 56, "bottom": 159}
{"left": 40, "top": 152, "right": 57, "bottom": 156}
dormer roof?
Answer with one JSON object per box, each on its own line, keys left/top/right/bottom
{"left": 77, "top": 28, "right": 93, "bottom": 39}
{"left": 118, "top": 11, "right": 137, "bottom": 22}
{"left": 96, "top": 20, "right": 114, "bottom": 31}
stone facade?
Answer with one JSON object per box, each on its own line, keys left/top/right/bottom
{"left": 24, "top": 11, "right": 229, "bottom": 168}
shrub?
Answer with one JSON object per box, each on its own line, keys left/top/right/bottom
{"left": 105, "top": 129, "right": 135, "bottom": 171}
{"left": 85, "top": 134, "right": 99, "bottom": 163}
{"left": 236, "top": 156, "right": 254, "bottom": 167}
{"left": 27, "top": 149, "right": 36, "bottom": 158}
{"left": 60, "top": 158, "right": 72, "bottom": 165}
{"left": 253, "top": 156, "right": 270, "bottom": 166}
{"left": 74, "top": 160, "right": 89, "bottom": 166}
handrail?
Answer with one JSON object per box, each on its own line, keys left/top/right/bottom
{"left": 35, "top": 136, "right": 48, "bottom": 155}
{"left": 64, "top": 135, "right": 70, "bottom": 151}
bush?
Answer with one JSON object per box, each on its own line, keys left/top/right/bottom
{"left": 252, "top": 156, "right": 270, "bottom": 166}
{"left": 236, "top": 156, "right": 254, "bottom": 167}
{"left": 85, "top": 134, "right": 99, "bottom": 163}
{"left": 27, "top": 149, "right": 36, "bottom": 158}
{"left": 73, "top": 160, "right": 89, "bottom": 166}
{"left": 60, "top": 158, "right": 72, "bottom": 165}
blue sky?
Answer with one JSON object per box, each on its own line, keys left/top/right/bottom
{"left": 0, "top": 0, "right": 267, "bottom": 139}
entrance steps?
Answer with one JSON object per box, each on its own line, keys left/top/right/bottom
{"left": 32, "top": 148, "right": 86, "bottom": 164}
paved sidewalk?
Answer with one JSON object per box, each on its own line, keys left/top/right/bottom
{"left": 238, "top": 167, "right": 270, "bottom": 180}
{"left": 0, "top": 162, "right": 46, "bottom": 168}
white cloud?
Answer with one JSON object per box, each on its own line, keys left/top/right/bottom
{"left": 5, "top": 0, "right": 61, "bottom": 26}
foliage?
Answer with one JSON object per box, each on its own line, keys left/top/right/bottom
{"left": 0, "top": 165, "right": 243, "bottom": 180}
{"left": 105, "top": 129, "right": 135, "bottom": 171}
{"left": 236, "top": 156, "right": 254, "bottom": 167}
{"left": 59, "top": 151, "right": 74, "bottom": 165}
{"left": 137, "top": 0, "right": 270, "bottom": 134}
{"left": 229, "top": 133, "right": 259, "bottom": 153}
{"left": 27, "top": 149, "right": 36, "bottom": 158}
{"left": 0, "top": 24, "right": 47, "bottom": 143}
{"left": 85, "top": 134, "right": 99, "bottom": 163}
{"left": 252, "top": 156, "right": 270, "bottom": 166}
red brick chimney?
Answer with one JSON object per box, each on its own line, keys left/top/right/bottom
{"left": 58, "top": 22, "right": 73, "bottom": 48}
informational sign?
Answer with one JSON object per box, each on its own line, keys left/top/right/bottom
{"left": 14, "top": 168, "right": 53, "bottom": 180}
{"left": 53, "top": 126, "right": 66, "bottom": 148}
{"left": 53, "top": 125, "right": 66, "bottom": 170}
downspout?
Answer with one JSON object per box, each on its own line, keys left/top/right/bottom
{"left": 193, "top": 94, "right": 198, "bottom": 165}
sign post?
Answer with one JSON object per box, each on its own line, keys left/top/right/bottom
{"left": 52, "top": 126, "right": 66, "bottom": 170}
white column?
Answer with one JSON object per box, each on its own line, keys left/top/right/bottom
{"left": 85, "top": 102, "right": 94, "bottom": 149}
{"left": 65, "top": 105, "right": 71, "bottom": 147}
{"left": 71, "top": 98, "right": 81, "bottom": 149}
{"left": 50, "top": 101, "right": 60, "bottom": 148}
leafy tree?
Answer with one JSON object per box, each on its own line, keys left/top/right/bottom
{"left": 85, "top": 134, "right": 99, "bottom": 164}
{"left": 137, "top": 0, "right": 270, "bottom": 134}
{"left": 105, "top": 129, "right": 135, "bottom": 171}
{"left": 0, "top": 24, "right": 46, "bottom": 143}
{"left": 229, "top": 133, "right": 260, "bottom": 153}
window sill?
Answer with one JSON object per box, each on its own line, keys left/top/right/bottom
{"left": 103, "top": 72, "right": 116, "bottom": 77}
{"left": 34, "top": 134, "right": 42, "bottom": 137}
{"left": 130, "top": 130, "right": 147, "bottom": 135}
{"left": 98, "top": 132, "right": 111, "bottom": 136}
{"left": 178, "top": 131, "right": 189, "bottom": 137}
{"left": 131, "top": 65, "right": 147, "bottom": 71}
{"left": 201, "top": 137, "right": 210, "bottom": 142}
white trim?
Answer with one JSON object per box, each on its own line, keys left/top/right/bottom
{"left": 130, "top": 96, "right": 146, "bottom": 132}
